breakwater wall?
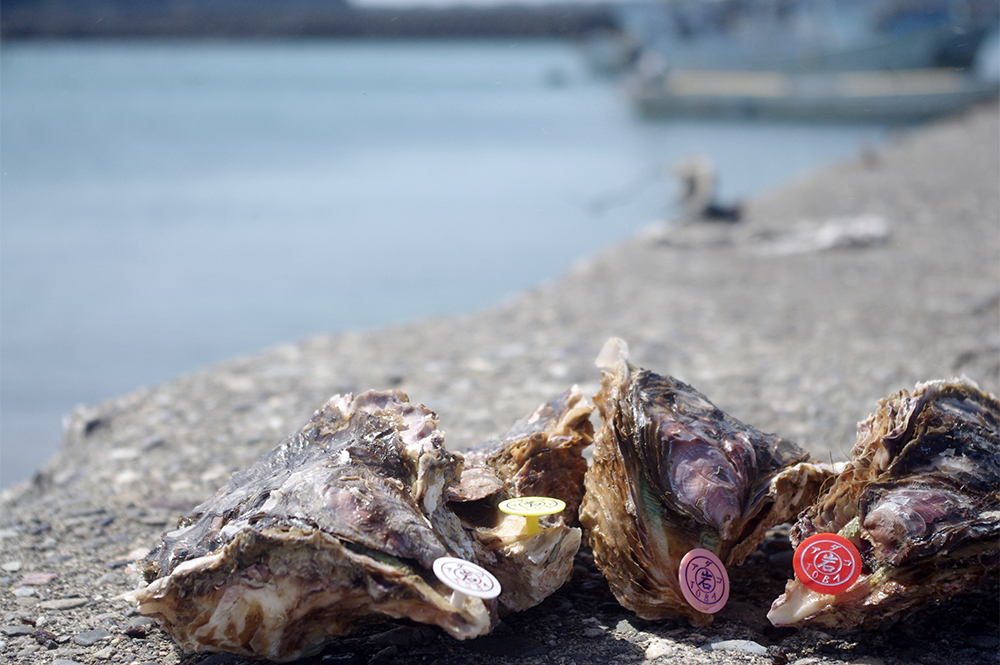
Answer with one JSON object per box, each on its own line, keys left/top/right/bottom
{"left": 1, "top": 2, "right": 620, "bottom": 39}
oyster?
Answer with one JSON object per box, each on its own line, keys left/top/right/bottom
{"left": 580, "top": 338, "right": 836, "bottom": 626}
{"left": 448, "top": 386, "right": 594, "bottom": 613}
{"left": 134, "top": 391, "right": 487, "bottom": 661}
{"left": 768, "top": 378, "right": 1000, "bottom": 629}
{"left": 133, "top": 388, "right": 593, "bottom": 662}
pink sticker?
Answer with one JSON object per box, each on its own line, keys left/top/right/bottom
{"left": 678, "top": 548, "right": 730, "bottom": 614}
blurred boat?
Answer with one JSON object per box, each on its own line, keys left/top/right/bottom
{"left": 588, "top": 0, "right": 997, "bottom": 76}
{"left": 628, "top": 68, "right": 1000, "bottom": 121}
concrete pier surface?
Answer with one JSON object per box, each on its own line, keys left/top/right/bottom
{"left": 1, "top": 101, "right": 997, "bottom": 665}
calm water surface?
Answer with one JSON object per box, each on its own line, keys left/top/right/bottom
{"left": 1, "top": 40, "right": 890, "bottom": 487}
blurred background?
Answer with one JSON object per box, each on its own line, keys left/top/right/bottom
{"left": 2, "top": 0, "right": 998, "bottom": 489}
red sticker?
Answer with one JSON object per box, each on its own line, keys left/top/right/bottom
{"left": 678, "top": 548, "right": 729, "bottom": 613}
{"left": 793, "top": 533, "right": 862, "bottom": 595}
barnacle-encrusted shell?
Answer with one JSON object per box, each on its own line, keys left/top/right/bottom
{"left": 580, "top": 338, "right": 835, "bottom": 626}
{"left": 768, "top": 378, "right": 1000, "bottom": 629}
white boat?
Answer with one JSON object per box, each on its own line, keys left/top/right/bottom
{"left": 628, "top": 68, "right": 1000, "bottom": 121}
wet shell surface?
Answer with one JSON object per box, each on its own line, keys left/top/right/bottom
{"left": 768, "top": 378, "right": 1000, "bottom": 629}
{"left": 579, "top": 338, "right": 836, "bottom": 626}
{"left": 133, "top": 389, "right": 592, "bottom": 662}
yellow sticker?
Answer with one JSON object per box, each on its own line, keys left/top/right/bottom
{"left": 498, "top": 496, "right": 566, "bottom": 534}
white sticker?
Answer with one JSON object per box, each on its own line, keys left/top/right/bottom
{"left": 433, "top": 556, "right": 501, "bottom": 608}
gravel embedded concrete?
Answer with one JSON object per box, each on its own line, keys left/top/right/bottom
{"left": 1, "top": 101, "right": 998, "bottom": 665}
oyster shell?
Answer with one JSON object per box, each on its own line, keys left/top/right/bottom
{"left": 768, "top": 378, "right": 1000, "bottom": 629}
{"left": 133, "top": 388, "right": 593, "bottom": 662}
{"left": 134, "top": 391, "right": 487, "bottom": 661}
{"left": 580, "top": 338, "right": 836, "bottom": 626}
{"left": 448, "top": 386, "right": 594, "bottom": 613}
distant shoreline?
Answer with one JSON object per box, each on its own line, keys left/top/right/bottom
{"left": 1, "top": 3, "right": 619, "bottom": 40}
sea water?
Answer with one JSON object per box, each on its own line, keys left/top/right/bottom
{"left": 0, "top": 39, "right": 890, "bottom": 488}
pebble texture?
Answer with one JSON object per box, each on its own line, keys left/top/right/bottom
{"left": 1, "top": 102, "right": 998, "bottom": 665}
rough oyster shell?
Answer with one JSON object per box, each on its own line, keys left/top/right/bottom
{"left": 134, "top": 388, "right": 592, "bottom": 662}
{"left": 768, "top": 378, "right": 1000, "bottom": 629}
{"left": 580, "top": 338, "right": 836, "bottom": 626}
{"left": 449, "top": 386, "right": 594, "bottom": 613}
{"left": 134, "top": 391, "right": 486, "bottom": 661}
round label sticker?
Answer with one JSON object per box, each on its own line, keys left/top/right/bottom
{"left": 678, "top": 548, "right": 729, "bottom": 614}
{"left": 498, "top": 496, "right": 566, "bottom": 517}
{"left": 432, "top": 557, "right": 501, "bottom": 600}
{"left": 498, "top": 496, "right": 567, "bottom": 535}
{"left": 793, "top": 533, "right": 862, "bottom": 595}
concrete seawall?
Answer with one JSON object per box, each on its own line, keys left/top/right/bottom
{"left": 1, "top": 3, "right": 619, "bottom": 40}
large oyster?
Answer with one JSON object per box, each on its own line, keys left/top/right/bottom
{"left": 580, "top": 338, "right": 836, "bottom": 626}
{"left": 448, "top": 386, "right": 594, "bottom": 613}
{"left": 134, "top": 391, "right": 487, "bottom": 661}
{"left": 768, "top": 378, "right": 1000, "bottom": 629}
{"left": 133, "top": 388, "right": 593, "bottom": 662}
